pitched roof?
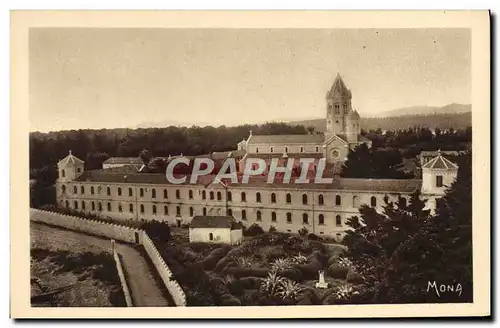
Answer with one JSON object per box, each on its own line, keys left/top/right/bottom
{"left": 103, "top": 157, "right": 143, "bottom": 165}
{"left": 73, "top": 169, "right": 421, "bottom": 193}
{"left": 422, "top": 152, "right": 459, "bottom": 170}
{"left": 327, "top": 74, "right": 352, "bottom": 99}
{"left": 57, "top": 151, "right": 84, "bottom": 166}
{"left": 248, "top": 134, "right": 325, "bottom": 145}
{"left": 245, "top": 152, "right": 324, "bottom": 160}
{"left": 420, "top": 150, "right": 462, "bottom": 157}
{"left": 190, "top": 216, "right": 243, "bottom": 230}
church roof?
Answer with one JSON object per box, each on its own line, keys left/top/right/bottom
{"left": 57, "top": 151, "right": 84, "bottom": 166}
{"left": 347, "top": 110, "right": 360, "bottom": 120}
{"left": 190, "top": 216, "right": 243, "bottom": 230}
{"left": 248, "top": 134, "right": 324, "bottom": 145}
{"left": 245, "top": 152, "right": 324, "bottom": 159}
{"left": 327, "top": 74, "right": 352, "bottom": 99}
{"left": 422, "top": 151, "right": 459, "bottom": 170}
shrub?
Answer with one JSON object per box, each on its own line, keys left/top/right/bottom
{"left": 291, "top": 253, "right": 308, "bottom": 265}
{"left": 225, "top": 267, "right": 269, "bottom": 278}
{"left": 280, "top": 267, "right": 303, "bottom": 282}
{"left": 296, "top": 260, "right": 323, "bottom": 280}
{"left": 268, "top": 226, "right": 277, "bottom": 232}
{"left": 298, "top": 227, "right": 309, "bottom": 236}
{"left": 327, "top": 264, "right": 348, "bottom": 279}
{"left": 346, "top": 269, "right": 364, "bottom": 284}
{"left": 220, "top": 294, "right": 242, "bottom": 306}
{"left": 327, "top": 254, "right": 341, "bottom": 267}
{"left": 297, "top": 287, "right": 321, "bottom": 305}
{"left": 237, "top": 277, "right": 263, "bottom": 290}
{"left": 202, "top": 247, "right": 231, "bottom": 270}
{"left": 234, "top": 256, "right": 254, "bottom": 268}
{"left": 214, "top": 256, "right": 234, "bottom": 272}
{"left": 307, "top": 233, "right": 321, "bottom": 241}
{"left": 262, "top": 247, "right": 288, "bottom": 263}
{"left": 244, "top": 224, "right": 265, "bottom": 237}
{"left": 270, "top": 258, "right": 293, "bottom": 273}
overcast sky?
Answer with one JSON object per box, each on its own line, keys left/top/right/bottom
{"left": 29, "top": 28, "right": 470, "bottom": 132}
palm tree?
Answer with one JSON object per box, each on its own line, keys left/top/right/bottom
{"left": 260, "top": 271, "right": 285, "bottom": 297}
{"left": 276, "top": 279, "right": 302, "bottom": 301}
{"left": 270, "top": 258, "right": 292, "bottom": 273}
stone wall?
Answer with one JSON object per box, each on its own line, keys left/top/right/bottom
{"left": 141, "top": 232, "right": 187, "bottom": 307}
{"left": 113, "top": 249, "right": 133, "bottom": 307}
{"left": 30, "top": 208, "right": 141, "bottom": 244}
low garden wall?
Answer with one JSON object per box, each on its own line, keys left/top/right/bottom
{"left": 113, "top": 249, "right": 133, "bottom": 307}
{"left": 141, "top": 232, "right": 187, "bottom": 306}
{"left": 30, "top": 208, "right": 187, "bottom": 307}
{"left": 30, "top": 208, "right": 141, "bottom": 243}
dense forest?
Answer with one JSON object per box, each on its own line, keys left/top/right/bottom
{"left": 293, "top": 112, "right": 472, "bottom": 133}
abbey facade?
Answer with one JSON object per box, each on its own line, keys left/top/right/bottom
{"left": 54, "top": 74, "right": 458, "bottom": 241}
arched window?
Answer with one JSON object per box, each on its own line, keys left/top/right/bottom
{"left": 151, "top": 189, "right": 156, "bottom": 198}
{"left": 286, "top": 193, "right": 291, "bottom": 204}
{"left": 318, "top": 194, "right": 324, "bottom": 205}
{"left": 62, "top": 185, "right": 66, "bottom": 193}
{"left": 176, "top": 206, "right": 181, "bottom": 216}
{"left": 163, "top": 189, "right": 168, "bottom": 199}
{"left": 65, "top": 200, "right": 69, "bottom": 208}
{"left": 164, "top": 205, "right": 168, "bottom": 215}
{"left": 118, "top": 187, "right": 122, "bottom": 196}
{"left": 242, "top": 210, "right": 247, "bottom": 220}
{"left": 62, "top": 169, "right": 65, "bottom": 178}
{"left": 129, "top": 188, "right": 133, "bottom": 197}
{"left": 203, "top": 207, "right": 207, "bottom": 216}
{"left": 129, "top": 204, "right": 134, "bottom": 213}
{"left": 286, "top": 212, "right": 292, "bottom": 223}
{"left": 118, "top": 204, "right": 123, "bottom": 212}
{"left": 107, "top": 202, "right": 111, "bottom": 211}
{"left": 73, "top": 186, "right": 77, "bottom": 194}
{"left": 319, "top": 214, "right": 325, "bottom": 225}
{"left": 81, "top": 186, "right": 85, "bottom": 194}
{"left": 302, "top": 213, "right": 309, "bottom": 224}
{"left": 227, "top": 191, "right": 232, "bottom": 202}
{"left": 189, "top": 190, "right": 193, "bottom": 199}
{"left": 336, "top": 215, "right": 342, "bottom": 226}
{"left": 209, "top": 233, "right": 214, "bottom": 241}
{"left": 139, "top": 188, "right": 144, "bottom": 197}
{"left": 74, "top": 201, "right": 78, "bottom": 209}
{"left": 91, "top": 201, "right": 95, "bottom": 211}
{"left": 107, "top": 187, "right": 111, "bottom": 196}
{"left": 140, "top": 204, "right": 144, "bottom": 214}
{"left": 190, "top": 207, "right": 194, "bottom": 216}
{"left": 302, "top": 194, "right": 308, "bottom": 205}
{"left": 210, "top": 191, "right": 214, "bottom": 200}
{"left": 335, "top": 195, "right": 342, "bottom": 206}
{"left": 176, "top": 189, "right": 181, "bottom": 199}
{"left": 271, "top": 193, "right": 276, "bottom": 203}
{"left": 98, "top": 202, "right": 102, "bottom": 211}
{"left": 152, "top": 205, "right": 157, "bottom": 215}
{"left": 371, "top": 196, "right": 377, "bottom": 207}
{"left": 81, "top": 201, "right": 86, "bottom": 210}
{"left": 228, "top": 208, "right": 233, "bottom": 216}
{"left": 217, "top": 191, "right": 222, "bottom": 201}
{"left": 271, "top": 212, "right": 277, "bottom": 222}
{"left": 202, "top": 190, "right": 206, "bottom": 200}
{"left": 90, "top": 186, "right": 94, "bottom": 195}
{"left": 256, "top": 192, "right": 261, "bottom": 203}
{"left": 256, "top": 211, "right": 262, "bottom": 221}
{"left": 352, "top": 195, "right": 359, "bottom": 208}
{"left": 241, "top": 192, "right": 246, "bottom": 202}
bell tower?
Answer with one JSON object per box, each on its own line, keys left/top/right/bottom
{"left": 326, "top": 74, "right": 353, "bottom": 139}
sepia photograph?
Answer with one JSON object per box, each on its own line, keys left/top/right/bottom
{"left": 10, "top": 10, "right": 490, "bottom": 319}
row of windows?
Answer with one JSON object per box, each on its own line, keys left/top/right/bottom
{"left": 62, "top": 185, "right": 393, "bottom": 208}
{"left": 65, "top": 200, "right": 345, "bottom": 226}
{"left": 257, "top": 146, "right": 321, "bottom": 154}
{"left": 328, "top": 102, "right": 349, "bottom": 114}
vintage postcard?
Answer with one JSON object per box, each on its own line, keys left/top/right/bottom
{"left": 11, "top": 10, "right": 490, "bottom": 318}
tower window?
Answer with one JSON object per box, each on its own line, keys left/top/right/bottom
{"left": 436, "top": 175, "right": 443, "bottom": 187}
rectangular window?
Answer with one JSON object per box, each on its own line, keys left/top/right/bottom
{"left": 436, "top": 175, "right": 443, "bottom": 187}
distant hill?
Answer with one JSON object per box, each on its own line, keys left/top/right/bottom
{"left": 374, "top": 103, "right": 471, "bottom": 117}
{"left": 292, "top": 112, "right": 472, "bottom": 132}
